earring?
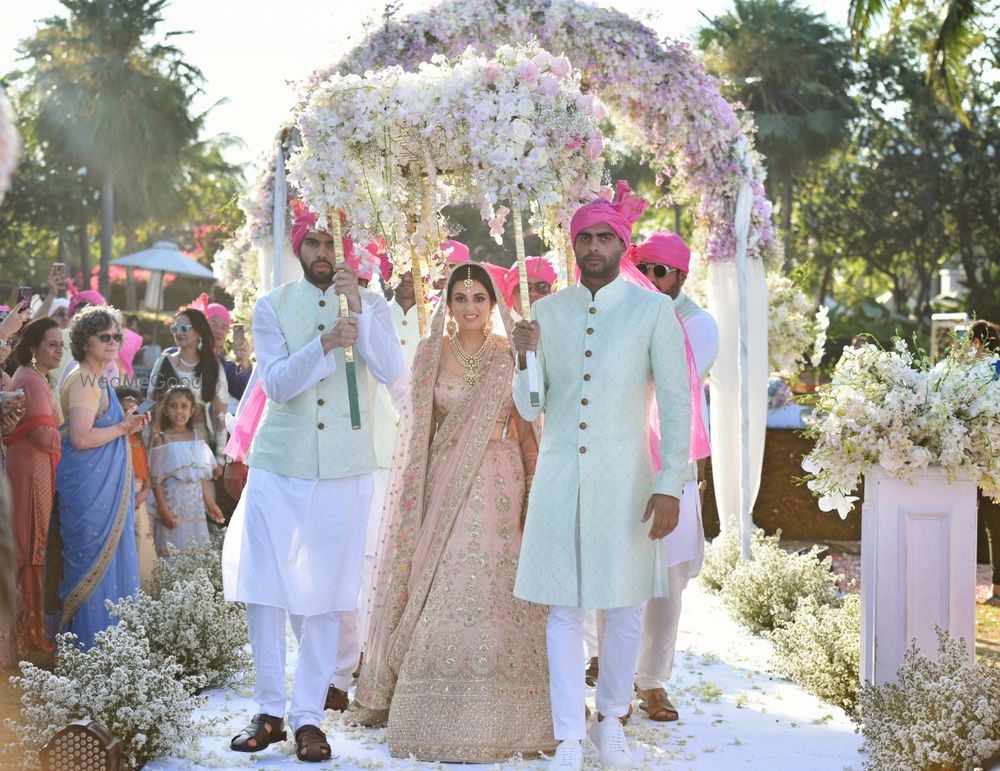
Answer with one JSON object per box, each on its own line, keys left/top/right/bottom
{"left": 482, "top": 315, "right": 493, "bottom": 337}
{"left": 197, "top": 339, "right": 203, "bottom": 350}
{"left": 31, "top": 354, "right": 38, "bottom": 369}
{"left": 446, "top": 317, "right": 457, "bottom": 337}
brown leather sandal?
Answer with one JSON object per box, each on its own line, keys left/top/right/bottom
{"left": 325, "top": 685, "right": 349, "bottom": 712}
{"left": 295, "top": 724, "right": 332, "bottom": 763}
{"left": 636, "top": 687, "right": 679, "bottom": 722}
{"left": 230, "top": 713, "right": 286, "bottom": 752}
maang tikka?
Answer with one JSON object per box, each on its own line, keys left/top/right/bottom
{"left": 464, "top": 266, "right": 474, "bottom": 292}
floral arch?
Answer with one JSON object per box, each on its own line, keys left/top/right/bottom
{"left": 222, "top": 0, "right": 785, "bottom": 554}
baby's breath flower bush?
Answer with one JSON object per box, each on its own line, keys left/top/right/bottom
{"left": 2, "top": 624, "right": 203, "bottom": 770}
{"left": 111, "top": 569, "right": 250, "bottom": 692}
{"left": 150, "top": 531, "right": 225, "bottom": 597}
{"left": 853, "top": 629, "right": 1000, "bottom": 770}
{"left": 768, "top": 594, "right": 861, "bottom": 712}
{"left": 699, "top": 531, "right": 740, "bottom": 593}
{"left": 721, "top": 529, "right": 839, "bottom": 633}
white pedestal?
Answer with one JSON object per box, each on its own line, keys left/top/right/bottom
{"left": 860, "top": 466, "right": 977, "bottom": 685}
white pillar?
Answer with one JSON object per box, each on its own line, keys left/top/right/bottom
{"left": 860, "top": 466, "right": 977, "bottom": 685}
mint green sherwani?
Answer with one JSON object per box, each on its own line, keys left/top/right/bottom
{"left": 512, "top": 275, "right": 691, "bottom": 609}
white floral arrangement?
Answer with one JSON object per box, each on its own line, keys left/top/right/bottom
{"left": 0, "top": 88, "right": 19, "bottom": 204}
{"left": 3, "top": 624, "right": 206, "bottom": 770}
{"left": 287, "top": 43, "right": 604, "bottom": 283}
{"left": 211, "top": 225, "right": 259, "bottom": 321}
{"left": 853, "top": 628, "right": 1000, "bottom": 770}
{"left": 802, "top": 339, "right": 1000, "bottom": 518}
{"left": 768, "top": 594, "right": 861, "bottom": 713}
{"left": 721, "top": 529, "right": 840, "bottom": 634}
{"left": 111, "top": 570, "right": 250, "bottom": 692}
{"left": 767, "top": 272, "right": 829, "bottom": 379}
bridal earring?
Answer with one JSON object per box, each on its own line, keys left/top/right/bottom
{"left": 482, "top": 315, "right": 493, "bottom": 337}
{"left": 446, "top": 316, "right": 457, "bottom": 337}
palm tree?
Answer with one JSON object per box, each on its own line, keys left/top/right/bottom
{"left": 15, "top": 0, "right": 203, "bottom": 297}
{"left": 698, "top": 0, "right": 855, "bottom": 257}
{"left": 847, "top": 0, "right": 987, "bottom": 118}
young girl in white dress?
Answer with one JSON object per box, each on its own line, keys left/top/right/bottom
{"left": 149, "top": 386, "right": 224, "bottom": 556}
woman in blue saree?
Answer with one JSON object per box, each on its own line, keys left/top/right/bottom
{"left": 54, "top": 306, "right": 150, "bottom": 649}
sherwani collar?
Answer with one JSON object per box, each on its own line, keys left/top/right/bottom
{"left": 297, "top": 276, "right": 337, "bottom": 297}
{"left": 575, "top": 272, "right": 628, "bottom": 304}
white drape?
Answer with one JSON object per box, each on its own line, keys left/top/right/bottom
{"left": 707, "top": 157, "right": 769, "bottom": 560}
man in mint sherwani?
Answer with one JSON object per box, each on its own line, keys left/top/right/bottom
{"left": 512, "top": 182, "right": 691, "bottom": 771}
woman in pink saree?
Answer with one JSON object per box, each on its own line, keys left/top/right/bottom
{"left": 351, "top": 263, "right": 555, "bottom": 762}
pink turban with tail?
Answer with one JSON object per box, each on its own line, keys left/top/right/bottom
{"left": 290, "top": 200, "right": 354, "bottom": 263}
{"left": 618, "top": 258, "right": 711, "bottom": 465}
{"left": 189, "top": 292, "right": 232, "bottom": 325}
{"left": 439, "top": 240, "right": 470, "bottom": 265}
{"left": 628, "top": 229, "right": 691, "bottom": 273}
{"left": 570, "top": 180, "right": 648, "bottom": 246}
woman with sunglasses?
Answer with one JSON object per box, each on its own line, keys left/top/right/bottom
{"left": 51, "top": 306, "right": 150, "bottom": 649}
{"left": 147, "top": 308, "right": 228, "bottom": 474}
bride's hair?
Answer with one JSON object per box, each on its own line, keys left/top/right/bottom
{"left": 445, "top": 263, "right": 497, "bottom": 305}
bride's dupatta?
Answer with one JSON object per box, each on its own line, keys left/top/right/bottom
{"left": 354, "top": 275, "right": 523, "bottom": 721}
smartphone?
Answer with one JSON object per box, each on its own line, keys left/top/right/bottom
{"left": 232, "top": 323, "right": 246, "bottom": 347}
{"left": 52, "top": 262, "right": 66, "bottom": 276}
{"left": 0, "top": 389, "right": 25, "bottom": 404}
{"left": 17, "top": 287, "right": 32, "bottom": 307}
{"left": 135, "top": 398, "right": 156, "bottom": 416}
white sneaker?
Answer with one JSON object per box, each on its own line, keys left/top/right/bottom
{"left": 547, "top": 739, "right": 583, "bottom": 771}
{"left": 589, "top": 714, "right": 634, "bottom": 768}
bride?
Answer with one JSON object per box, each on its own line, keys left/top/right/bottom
{"left": 351, "top": 262, "right": 555, "bottom": 762}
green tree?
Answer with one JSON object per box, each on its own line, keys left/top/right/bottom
{"left": 13, "top": 0, "right": 204, "bottom": 297}
{"left": 697, "top": 0, "right": 855, "bottom": 256}
{"left": 847, "top": 0, "right": 991, "bottom": 118}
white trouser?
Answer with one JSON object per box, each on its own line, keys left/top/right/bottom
{"left": 247, "top": 603, "right": 341, "bottom": 733}
{"left": 583, "top": 610, "right": 600, "bottom": 662}
{"left": 635, "top": 564, "right": 691, "bottom": 690}
{"left": 548, "top": 604, "right": 644, "bottom": 741}
{"left": 291, "top": 610, "right": 359, "bottom": 693}
{"left": 329, "top": 467, "right": 391, "bottom": 689}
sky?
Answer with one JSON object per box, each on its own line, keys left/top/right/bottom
{"left": 0, "top": 0, "right": 851, "bottom": 170}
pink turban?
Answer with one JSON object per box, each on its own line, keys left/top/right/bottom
{"left": 119, "top": 328, "right": 143, "bottom": 378}
{"left": 358, "top": 240, "right": 392, "bottom": 283}
{"left": 68, "top": 290, "right": 106, "bottom": 317}
{"left": 290, "top": 201, "right": 354, "bottom": 262}
{"left": 500, "top": 257, "right": 558, "bottom": 308}
{"left": 570, "top": 180, "right": 648, "bottom": 247}
{"left": 629, "top": 229, "right": 691, "bottom": 273}
{"left": 189, "top": 292, "right": 232, "bottom": 325}
{"left": 439, "top": 240, "right": 470, "bottom": 264}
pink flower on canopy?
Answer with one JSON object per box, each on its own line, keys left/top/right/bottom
{"left": 576, "top": 94, "right": 594, "bottom": 112}
{"left": 592, "top": 99, "right": 609, "bottom": 121}
{"left": 531, "top": 51, "right": 552, "bottom": 70}
{"left": 565, "top": 136, "right": 583, "bottom": 151}
{"left": 549, "top": 55, "right": 572, "bottom": 78}
{"left": 538, "top": 75, "right": 560, "bottom": 98}
{"left": 585, "top": 130, "right": 604, "bottom": 162}
{"left": 484, "top": 59, "right": 500, "bottom": 84}
{"left": 517, "top": 59, "right": 540, "bottom": 86}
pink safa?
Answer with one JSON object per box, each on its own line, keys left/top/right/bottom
{"left": 629, "top": 229, "right": 691, "bottom": 273}
{"left": 569, "top": 179, "right": 649, "bottom": 247}
{"left": 290, "top": 201, "right": 354, "bottom": 263}
{"left": 439, "top": 240, "right": 470, "bottom": 264}
{"left": 501, "top": 256, "right": 557, "bottom": 308}
{"left": 189, "top": 292, "right": 232, "bottom": 325}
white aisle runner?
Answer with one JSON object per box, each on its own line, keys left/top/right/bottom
{"left": 147, "top": 583, "right": 864, "bottom": 769}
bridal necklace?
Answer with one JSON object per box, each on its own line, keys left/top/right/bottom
{"left": 177, "top": 352, "right": 199, "bottom": 368}
{"left": 449, "top": 331, "right": 490, "bottom": 386}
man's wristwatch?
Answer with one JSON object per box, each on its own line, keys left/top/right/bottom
{"left": 697, "top": 480, "right": 707, "bottom": 492}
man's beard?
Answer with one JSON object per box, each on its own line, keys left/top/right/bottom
{"left": 303, "top": 259, "right": 334, "bottom": 285}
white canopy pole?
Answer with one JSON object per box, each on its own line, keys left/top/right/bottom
{"left": 271, "top": 147, "right": 287, "bottom": 290}
{"left": 733, "top": 150, "right": 755, "bottom": 561}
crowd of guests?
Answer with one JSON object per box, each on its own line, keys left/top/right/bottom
{"left": 0, "top": 270, "right": 252, "bottom": 666}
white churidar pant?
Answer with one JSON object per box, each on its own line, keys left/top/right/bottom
{"left": 547, "top": 604, "right": 643, "bottom": 741}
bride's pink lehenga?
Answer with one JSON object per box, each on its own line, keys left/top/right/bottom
{"left": 353, "top": 295, "right": 555, "bottom": 762}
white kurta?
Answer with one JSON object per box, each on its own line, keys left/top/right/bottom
{"left": 662, "top": 293, "right": 720, "bottom": 573}
{"left": 221, "top": 290, "right": 403, "bottom": 617}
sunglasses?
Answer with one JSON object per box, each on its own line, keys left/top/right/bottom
{"left": 636, "top": 263, "right": 676, "bottom": 279}
{"left": 96, "top": 333, "right": 124, "bottom": 344}
{"left": 528, "top": 282, "right": 551, "bottom": 295}
{"left": 170, "top": 323, "right": 192, "bottom": 334}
